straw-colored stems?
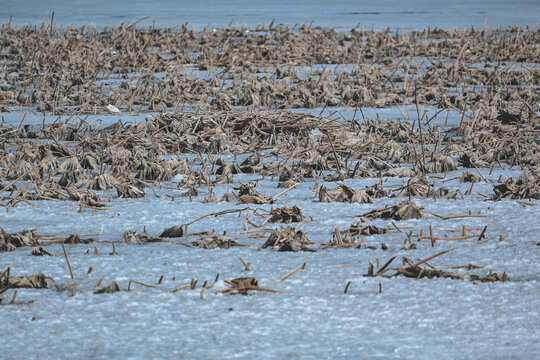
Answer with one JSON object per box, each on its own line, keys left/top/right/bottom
{"left": 477, "top": 226, "right": 488, "bottom": 242}
{"left": 280, "top": 262, "right": 306, "bottom": 281}
{"left": 172, "top": 284, "right": 190, "bottom": 293}
{"left": 412, "top": 248, "right": 454, "bottom": 267}
{"left": 127, "top": 280, "right": 156, "bottom": 291}
{"left": 61, "top": 242, "right": 74, "bottom": 280}
{"left": 273, "top": 182, "right": 298, "bottom": 200}
{"left": 239, "top": 257, "right": 252, "bottom": 272}
{"left": 10, "top": 290, "right": 18, "bottom": 304}
{"left": 375, "top": 256, "right": 396, "bottom": 276}
{"left": 344, "top": 281, "right": 352, "bottom": 294}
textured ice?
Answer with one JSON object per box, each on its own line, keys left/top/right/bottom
{"left": 3, "top": 0, "right": 540, "bottom": 30}
{"left": 1, "top": 154, "right": 539, "bottom": 359}
{"left": 1, "top": 104, "right": 468, "bottom": 132}
{"left": 2, "top": 3, "right": 540, "bottom": 359}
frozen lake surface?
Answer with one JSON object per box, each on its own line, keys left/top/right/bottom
{"left": 1, "top": 3, "right": 540, "bottom": 359}
{"left": 2, "top": 0, "right": 540, "bottom": 30}
{"left": 1, "top": 132, "right": 539, "bottom": 358}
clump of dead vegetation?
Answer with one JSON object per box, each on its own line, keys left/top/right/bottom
{"left": 1, "top": 22, "right": 535, "bottom": 306}
{"left": 362, "top": 249, "right": 509, "bottom": 283}
{"left": 0, "top": 23, "right": 538, "bottom": 113}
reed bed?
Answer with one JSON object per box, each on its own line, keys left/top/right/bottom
{"left": 1, "top": 22, "right": 539, "bottom": 302}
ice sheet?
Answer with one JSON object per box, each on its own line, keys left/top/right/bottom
{"left": 1, "top": 162, "right": 539, "bottom": 359}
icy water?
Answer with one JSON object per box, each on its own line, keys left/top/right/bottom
{"left": 1, "top": 2, "right": 540, "bottom": 360}
{"left": 2, "top": 161, "right": 540, "bottom": 359}
{"left": 2, "top": 0, "right": 540, "bottom": 30}
{"left": 1, "top": 110, "right": 539, "bottom": 359}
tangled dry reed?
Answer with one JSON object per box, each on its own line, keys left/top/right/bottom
{"left": 1, "top": 21, "right": 538, "bottom": 301}
{"left": 0, "top": 22, "right": 538, "bottom": 113}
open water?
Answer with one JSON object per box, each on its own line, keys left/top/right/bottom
{"left": 1, "top": 0, "right": 539, "bottom": 30}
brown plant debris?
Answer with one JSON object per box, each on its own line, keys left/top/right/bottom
{"left": 492, "top": 169, "right": 540, "bottom": 200}
{"left": 116, "top": 183, "right": 146, "bottom": 198}
{"left": 346, "top": 223, "right": 388, "bottom": 237}
{"left": 0, "top": 23, "right": 537, "bottom": 302}
{"left": 396, "top": 174, "right": 430, "bottom": 197}
{"left": 396, "top": 261, "right": 509, "bottom": 282}
{"left": 94, "top": 281, "right": 121, "bottom": 294}
{"left": 62, "top": 234, "right": 96, "bottom": 245}
{"left": 360, "top": 200, "right": 424, "bottom": 221}
{"left": 160, "top": 226, "right": 184, "bottom": 238}
{"left": 268, "top": 205, "right": 306, "bottom": 223}
{"left": 0, "top": 243, "right": 16, "bottom": 253}
{"left": 460, "top": 171, "right": 481, "bottom": 183}
{"left": 31, "top": 246, "right": 59, "bottom": 256}
{"left": 0, "top": 267, "right": 50, "bottom": 290}
{"left": 234, "top": 183, "right": 275, "bottom": 204}
{"left": 0, "top": 227, "right": 39, "bottom": 251}
{"left": 66, "top": 187, "right": 104, "bottom": 207}
{"left": 262, "top": 227, "right": 315, "bottom": 252}
{"left": 0, "top": 25, "right": 538, "bottom": 113}
{"left": 319, "top": 184, "right": 372, "bottom": 203}
{"left": 280, "top": 262, "right": 307, "bottom": 281}
{"left": 425, "top": 156, "right": 457, "bottom": 173}
{"left": 192, "top": 234, "right": 240, "bottom": 249}
{"left": 364, "top": 250, "right": 509, "bottom": 283}
{"left": 123, "top": 230, "right": 165, "bottom": 244}
{"left": 217, "top": 277, "right": 282, "bottom": 295}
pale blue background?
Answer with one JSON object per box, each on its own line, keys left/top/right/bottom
{"left": 1, "top": 0, "right": 539, "bottom": 29}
